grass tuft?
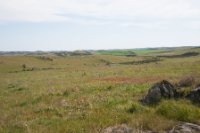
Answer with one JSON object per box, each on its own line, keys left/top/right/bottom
{"left": 62, "top": 90, "right": 70, "bottom": 97}
{"left": 156, "top": 100, "right": 200, "bottom": 122}
{"left": 127, "top": 102, "right": 146, "bottom": 113}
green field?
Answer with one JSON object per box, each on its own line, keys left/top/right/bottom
{"left": 0, "top": 47, "right": 200, "bottom": 133}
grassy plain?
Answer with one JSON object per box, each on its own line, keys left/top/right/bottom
{"left": 0, "top": 47, "right": 200, "bottom": 133}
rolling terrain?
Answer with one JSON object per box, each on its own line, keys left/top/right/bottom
{"left": 0, "top": 46, "right": 200, "bottom": 133}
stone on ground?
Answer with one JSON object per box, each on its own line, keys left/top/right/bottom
{"left": 142, "top": 80, "right": 177, "bottom": 105}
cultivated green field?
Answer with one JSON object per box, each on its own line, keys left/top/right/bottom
{"left": 0, "top": 47, "right": 200, "bottom": 133}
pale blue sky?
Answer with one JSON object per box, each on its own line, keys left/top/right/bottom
{"left": 0, "top": 0, "right": 200, "bottom": 51}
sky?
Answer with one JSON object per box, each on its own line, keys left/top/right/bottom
{"left": 0, "top": 0, "right": 200, "bottom": 51}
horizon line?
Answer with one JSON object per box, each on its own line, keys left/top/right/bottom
{"left": 0, "top": 45, "right": 199, "bottom": 52}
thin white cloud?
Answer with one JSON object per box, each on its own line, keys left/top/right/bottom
{"left": 0, "top": 0, "right": 200, "bottom": 24}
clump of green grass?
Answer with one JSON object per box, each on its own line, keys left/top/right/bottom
{"left": 19, "top": 101, "right": 29, "bottom": 107}
{"left": 5, "top": 124, "right": 26, "bottom": 133}
{"left": 107, "top": 85, "right": 113, "bottom": 91}
{"left": 34, "top": 107, "right": 63, "bottom": 117}
{"left": 10, "top": 87, "right": 28, "bottom": 92}
{"left": 105, "top": 97, "right": 127, "bottom": 108}
{"left": 156, "top": 100, "right": 200, "bottom": 122}
{"left": 62, "top": 90, "right": 70, "bottom": 97}
{"left": 31, "top": 96, "right": 42, "bottom": 105}
{"left": 7, "top": 84, "right": 27, "bottom": 92}
{"left": 127, "top": 102, "right": 146, "bottom": 113}
{"left": 18, "top": 96, "right": 42, "bottom": 107}
{"left": 8, "top": 83, "right": 17, "bottom": 89}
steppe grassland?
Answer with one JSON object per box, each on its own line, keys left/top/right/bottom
{"left": 0, "top": 48, "right": 200, "bottom": 133}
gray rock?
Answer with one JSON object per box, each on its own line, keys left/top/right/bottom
{"left": 169, "top": 123, "right": 200, "bottom": 133}
{"left": 142, "top": 80, "right": 177, "bottom": 105}
{"left": 103, "top": 123, "right": 200, "bottom": 133}
{"left": 103, "top": 124, "right": 133, "bottom": 133}
{"left": 186, "top": 87, "right": 200, "bottom": 103}
{"left": 102, "top": 124, "right": 158, "bottom": 133}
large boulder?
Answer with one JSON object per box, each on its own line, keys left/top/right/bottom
{"left": 142, "top": 80, "right": 177, "bottom": 105}
{"left": 186, "top": 86, "right": 200, "bottom": 103}
{"left": 169, "top": 123, "right": 200, "bottom": 133}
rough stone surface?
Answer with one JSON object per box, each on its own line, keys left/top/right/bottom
{"left": 169, "top": 123, "right": 200, "bottom": 133}
{"left": 103, "top": 123, "right": 200, "bottom": 133}
{"left": 103, "top": 124, "right": 133, "bottom": 133}
{"left": 186, "top": 87, "right": 200, "bottom": 103}
{"left": 142, "top": 80, "right": 177, "bottom": 105}
{"left": 102, "top": 124, "right": 158, "bottom": 133}
{"left": 102, "top": 123, "right": 200, "bottom": 133}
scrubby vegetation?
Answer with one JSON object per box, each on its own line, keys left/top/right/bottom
{"left": 0, "top": 47, "right": 200, "bottom": 133}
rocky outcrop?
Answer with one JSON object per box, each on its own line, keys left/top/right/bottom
{"left": 103, "top": 124, "right": 133, "bottom": 133}
{"left": 102, "top": 124, "right": 158, "bottom": 133}
{"left": 186, "top": 86, "right": 200, "bottom": 103}
{"left": 141, "top": 80, "right": 177, "bottom": 105}
{"left": 103, "top": 123, "right": 200, "bottom": 133}
{"left": 141, "top": 79, "right": 200, "bottom": 105}
{"left": 169, "top": 123, "right": 200, "bottom": 133}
